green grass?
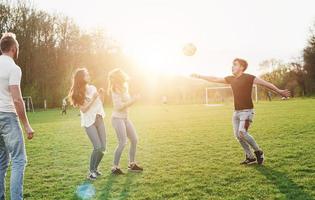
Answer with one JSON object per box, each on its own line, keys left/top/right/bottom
{"left": 5, "top": 99, "right": 315, "bottom": 199}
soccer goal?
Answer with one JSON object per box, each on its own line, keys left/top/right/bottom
{"left": 23, "top": 96, "right": 34, "bottom": 112}
{"left": 205, "top": 85, "right": 258, "bottom": 106}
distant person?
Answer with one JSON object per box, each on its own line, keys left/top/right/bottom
{"left": 0, "top": 32, "right": 35, "bottom": 200}
{"left": 191, "top": 58, "right": 290, "bottom": 165}
{"left": 69, "top": 68, "right": 106, "bottom": 180}
{"left": 267, "top": 91, "right": 272, "bottom": 101}
{"left": 162, "top": 95, "right": 168, "bottom": 104}
{"left": 107, "top": 68, "right": 143, "bottom": 175}
{"left": 61, "top": 97, "right": 68, "bottom": 115}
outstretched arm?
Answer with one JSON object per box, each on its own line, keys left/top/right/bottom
{"left": 254, "top": 77, "right": 290, "bottom": 97}
{"left": 191, "top": 73, "right": 227, "bottom": 84}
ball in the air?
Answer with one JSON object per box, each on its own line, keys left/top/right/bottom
{"left": 183, "top": 43, "right": 197, "bottom": 56}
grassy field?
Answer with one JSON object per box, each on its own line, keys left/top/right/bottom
{"left": 5, "top": 99, "right": 315, "bottom": 200}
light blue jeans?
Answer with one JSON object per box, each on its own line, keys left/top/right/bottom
{"left": 0, "top": 112, "right": 27, "bottom": 200}
{"left": 111, "top": 117, "right": 138, "bottom": 166}
{"left": 85, "top": 115, "right": 106, "bottom": 173}
{"left": 232, "top": 109, "right": 260, "bottom": 159}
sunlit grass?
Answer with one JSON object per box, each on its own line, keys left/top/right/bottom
{"left": 5, "top": 99, "right": 315, "bottom": 199}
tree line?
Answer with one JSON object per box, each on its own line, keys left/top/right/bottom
{"left": 258, "top": 23, "right": 315, "bottom": 99}
{"left": 0, "top": 1, "right": 215, "bottom": 107}
{"left": 1, "top": 1, "right": 315, "bottom": 108}
{"left": 0, "top": 1, "right": 135, "bottom": 108}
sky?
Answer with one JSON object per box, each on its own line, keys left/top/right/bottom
{"left": 33, "top": 0, "right": 315, "bottom": 77}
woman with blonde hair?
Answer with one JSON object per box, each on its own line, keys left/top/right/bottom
{"left": 69, "top": 68, "right": 107, "bottom": 180}
{"left": 107, "top": 68, "right": 143, "bottom": 175}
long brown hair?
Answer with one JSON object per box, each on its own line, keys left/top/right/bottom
{"left": 69, "top": 68, "right": 88, "bottom": 107}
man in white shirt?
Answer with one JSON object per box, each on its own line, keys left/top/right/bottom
{"left": 0, "top": 32, "right": 34, "bottom": 200}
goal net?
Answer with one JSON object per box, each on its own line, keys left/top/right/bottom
{"left": 23, "top": 96, "right": 34, "bottom": 112}
{"left": 205, "top": 85, "right": 258, "bottom": 105}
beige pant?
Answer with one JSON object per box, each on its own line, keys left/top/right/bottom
{"left": 232, "top": 109, "right": 260, "bottom": 159}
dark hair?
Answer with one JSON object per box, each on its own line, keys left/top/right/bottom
{"left": 68, "top": 68, "right": 88, "bottom": 107}
{"left": 233, "top": 58, "right": 248, "bottom": 71}
{"left": 0, "top": 32, "right": 18, "bottom": 53}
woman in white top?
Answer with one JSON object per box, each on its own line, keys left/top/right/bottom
{"left": 107, "top": 68, "right": 143, "bottom": 175}
{"left": 69, "top": 68, "right": 106, "bottom": 180}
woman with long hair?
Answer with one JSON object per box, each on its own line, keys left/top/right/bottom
{"left": 107, "top": 68, "right": 143, "bottom": 175}
{"left": 69, "top": 68, "right": 106, "bottom": 180}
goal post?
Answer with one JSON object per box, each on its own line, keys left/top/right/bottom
{"left": 205, "top": 85, "right": 258, "bottom": 105}
{"left": 23, "top": 96, "right": 34, "bottom": 112}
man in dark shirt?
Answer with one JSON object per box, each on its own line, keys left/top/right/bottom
{"left": 191, "top": 58, "right": 290, "bottom": 165}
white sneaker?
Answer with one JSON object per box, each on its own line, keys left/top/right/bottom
{"left": 87, "top": 172, "right": 97, "bottom": 180}
{"left": 95, "top": 170, "right": 102, "bottom": 177}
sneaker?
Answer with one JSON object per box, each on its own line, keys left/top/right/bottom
{"left": 95, "top": 170, "right": 102, "bottom": 177}
{"left": 87, "top": 172, "right": 97, "bottom": 180}
{"left": 254, "top": 150, "right": 264, "bottom": 165}
{"left": 240, "top": 157, "right": 257, "bottom": 165}
{"left": 128, "top": 163, "right": 143, "bottom": 172}
{"left": 111, "top": 167, "right": 124, "bottom": 175}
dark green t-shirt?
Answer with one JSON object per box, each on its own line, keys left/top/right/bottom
{"left": 224, "top": 73, "right": 256, "bottom": 110}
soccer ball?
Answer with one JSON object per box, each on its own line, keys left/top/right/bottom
{"left": 183, "top": 43, "right": 197, "bottom": 56}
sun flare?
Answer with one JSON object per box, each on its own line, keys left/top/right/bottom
{"left": 123, "top": 34, "right": 187, "bottom": 75}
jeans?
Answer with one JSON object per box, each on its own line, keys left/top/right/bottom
{"left": 0, "top": 112, "right": 27, "bottom": 200}
{"left": 232, "top": 109, "right": 260, "bottom": 159}
{"left": 85, "top": 115, "right": 106, "bottom": 173}
{"left": 111, "top": 117, "right": 138, "bottom": 166}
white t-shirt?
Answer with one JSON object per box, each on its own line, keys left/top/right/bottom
{"left": 111, "top": 91, "right": 131, "bottom": 118}
{"left": 0, "top": 55, "right": 22, "bottom": 113}
{"left": 80, "top": 85, "right": 105, "bottom": 127}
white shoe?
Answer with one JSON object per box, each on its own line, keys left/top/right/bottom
{"left": 87, "top": 172, "right": 97, "bottom": 180}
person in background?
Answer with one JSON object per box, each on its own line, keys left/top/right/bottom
{"left": 61, "top": 97, "right": 68, "bottom": 115}
{"left": 267, "top": 91, "right": 272, "bottom": 101}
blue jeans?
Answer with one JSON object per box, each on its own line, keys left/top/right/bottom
{"left": 0, "top": 112, "right": 27, "bottom": 200}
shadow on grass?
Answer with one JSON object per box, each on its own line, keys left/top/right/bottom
{"left": 98, "top": 174, "right": 118, "bottom": 200}
{"left": 254, "top": 165, "right": 314, "bottom": 200}
{"left": 118, "top": 173, "right": 138, "bottom": 200}
{"left": 99, "top": 172, "right": 140, "bottom": 200}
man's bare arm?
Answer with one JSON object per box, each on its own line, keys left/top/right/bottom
{"left": 191, "top": 73, "right": 227, "bottom": 84}
{"left": 9, "top": 85, "right": 34, "bottom": 139}
{"left": 254, "top": 77, "right": 291, "bottom": 97}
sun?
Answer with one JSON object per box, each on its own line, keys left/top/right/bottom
{"left": 123, "top": 34, "right": 187, "bottom": 76}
